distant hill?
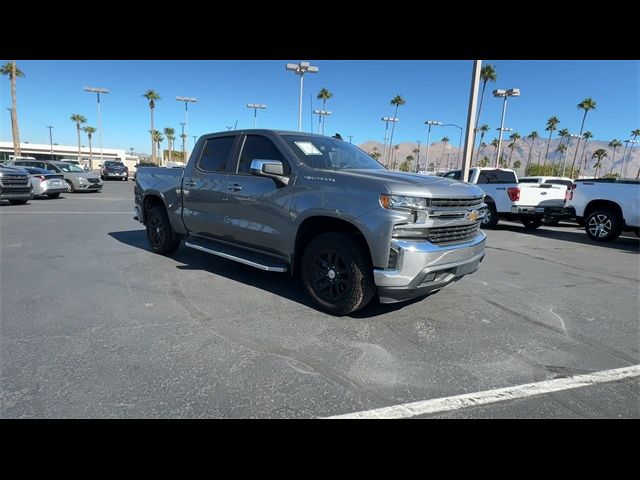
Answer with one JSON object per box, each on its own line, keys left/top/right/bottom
{"left": 358, "top": 138, "right": 640, "bottom": 178}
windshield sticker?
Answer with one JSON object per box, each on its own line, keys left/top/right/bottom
{"left": 295, "top": 141, "right": 322, "bottom": 155}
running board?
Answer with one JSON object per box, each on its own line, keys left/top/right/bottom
{"left": 184, "top": 239, "right": 288, "bottom": 272}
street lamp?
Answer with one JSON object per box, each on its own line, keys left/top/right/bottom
{"left": 83, "top": 86, "right": 109, "bottom": 164}
{"left": 46, "top": 126, "right": 54, "bottom": 160}
{"left": 286, "top": 61, "right": 319, "bottom": 131}
{"left": 313, "top": 110, "right": 332, "bottom": 135}
{"left": 176, "top": 96, "right": 197, "bottom": 158}
{"left": 381, "top": 117, "right": 399, "bottom": 167}
{"left": 441, "top": 123, "right": 463, "bottom": 169}
{"left": 493, "top": 88, "right": 520, "bottom": 168}
{"left": 495, "top": 127, "right": 513, "bottom": 165}
{"left": 246, "top": 103, "right": 267, "bottom": 128}
{"left": 424, "top": 120, "right": 442, "bottom": 173}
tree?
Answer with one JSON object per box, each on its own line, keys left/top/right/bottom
{"left": 544, "top": 116, "right": 560, "bottom": 169}
{"left": 471, "top": 64, "right": 497, "bottom": 160}
{"left": 143, "top": 90, "right": 161, "bottom": 164}
{"left": 475, "top": 124, "right": 490, "bottom": 164}
{"left": 555, "top": 128, "right": 570, "bottom": 167}
{"left": 316, "top": 88, "right": 333, "bottom": 135}
{"left": 507, "top": 132, "right": 521, "bottom": 167}
{"left": 608, "top": 139, "right": 623, "bottom": 175}
{"left": 392, "top": 144, "right": 400, "bottom": 169}
{"left": 163, "top": 127, "right": 176, "bottom": 163}
{"left": 525, "top": 130, "right": 539, "bottom": 173}
{"left": 82, "top": 126, "right": 97, "bottom": 166}
{"left": 437, "top": 137, "right": 449, "bottom": 173}
{"left": 0, "top": 61, "right": 24, "bottom": 157}
{"left": 386, "top": 95, "right": 405, "bottom": 167}
{"left": 151, "top": 129, "right": 163, "bottom": 163}
{"left": 555, "top": 143, "right": 567, "bottom": 175}
{"left": 370, "top": 146, "right": 382, "bottom": 162}
{"left": 592, "top": 149, "right": 607, "bottom": 178}
{"left": 569, "top": 97, "right": 597, "bottom": 177}
{"left": 70, "top": 114, "right": 87, "bottom": 163}
{"left": 513, "top": 160, "right": 521, "bottom": 170}
{"left": 179, "top": 133, "right": 187, "bottom": 161}
{"left": 490, "top": 138, "right": 499, "bottom": 165}
{"left": 479, "top": 156, "right": 490, "bottom": 167}
{"left": 575, "top": 131, "right": 593, "bottom": 178}
{"left": 399, "top": 159, "right": 410, "bottom": 172}
{"left": 412, "top": 148, "right": 420, "bottom": 172}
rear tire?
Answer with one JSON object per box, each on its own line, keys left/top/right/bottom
{"left": 146, "top": 205, "right": 180, "bottom": 254}
{"left": 585, "top": 209, "right": 622, "bottom": 242}
{"left": 522, "top": 217, "right": 543, "bottom": 230}
{"left": 481, "top": 202, "right": 499, "bottom": 228}
{"left": 65, "top": 180, "right": 75, "bottom": 193}
{"left": 301, "top": 232, "right": 375, "bottom": 316}
{"left": 542, "top": 216, "right": 560, "bottom": 226}
{"left": 47, "top": 193, "right": 61, "bottom": 199}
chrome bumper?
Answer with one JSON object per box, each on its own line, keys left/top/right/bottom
{"left": 374, "top": 231, "right": 486, "bottom": 303}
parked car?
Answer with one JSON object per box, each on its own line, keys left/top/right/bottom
{"left": 0, "top": 165, "right": 34, "bottom": 204}
{"left": 565, "top": 178, "right": 639, "bottom": 242}
{"left": 19, "top": 166, "right": 67, "bottom": 198}
{"left": 100, "top": 160, "right": 129, "bottom": 181}
{"left": 60, "top": 158, "right": 90, "bottom": 171}
{"left": 9, "top": 159, "right": 103, "bottom": 193}
{"left": 135, "top": 129, "right": 487, "bottom": 315}
{"left": 443, "top": 167, "right": 569, "bottom": 229}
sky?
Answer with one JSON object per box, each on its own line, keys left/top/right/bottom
{"left": 1, "top": 60, "right": 638, "bottom": 155}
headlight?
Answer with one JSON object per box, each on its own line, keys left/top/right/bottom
{"left": 380, "top": 194, "right": 429, "bottom": 210}
{"left": 78, "top": 177, "right": 87, "bottom": 183}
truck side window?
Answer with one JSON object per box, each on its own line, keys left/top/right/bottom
{"left": 237, "top": 135, "right": 288, "bottom": 175}
{"left": 198, "top": 136, "right": 235, "bottom": 173}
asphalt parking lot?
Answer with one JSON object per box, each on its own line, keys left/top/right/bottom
{"left": 1, "top": 181, "right": 639, "bottom": 418}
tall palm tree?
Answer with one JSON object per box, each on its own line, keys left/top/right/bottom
{"left": 490, "top": 138, "right": 499, "bottom": 164}
{"left": 70, "top": 114, "right": 87, "bottom": 163}
{"left": 316, "top": 88, "right": 332, "bottom": 135}
{"left": 555, "top": 143, "right": 567, "bottom": 175}
{"left": 608, "top": 139, "right": 623, "bottom": 175}
{"left": 370, "top": 146, "right": 382, "bottom": 162}
{"left": 555, "top": 128, "right": 570, "bottom": 167}
{"left": 544, "top": 116, "right": 560, "bottom": 169}
{"left": 393, "top": 144, "right": 400, "bottom": 169}
{"left": 592, "top": 149, "right": 607, "bottom": 178}
{"left": 525, "top": 130, "right": 539, "bottom": 173}
{"left": 437, "top": 137, "right": 449, "bottom": 173}
{"left": 0, "top": 61, "right": 24, "bottom": 157}
{"left": 82, "top": 126, "right": 97, "bottom": 167}
{"left": 568, "top": 97, "right": 596, "bottom": 175}
{"left": 471, "top": 64, "right": 497, "bottom": 160}
{"left": 151, "top": 130, "right": 164, "bottom": 164}
{"left": 179, "top": 133, "right": 187, "bottom": 161}
{"left": 623, "top": 129, "right": 640, "bottom": 177}
{"left": 575, "top": 131, "right": 593, "bottom": 178}
{"left": 475, "top": 124, "right": 490, "bottom": 164}
{"left": 163, "top": 127, "right": 176, "bottom": 163}
{"left": 386, "top": 95, "right": 406, "bottom": 167}
{"left": 143, "top": 90, "right": 161, "bottom": 164}
{"left": 507, "top": 132, "right": 521, "bottom": 167}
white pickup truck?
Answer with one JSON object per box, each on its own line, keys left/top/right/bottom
{"left": 443, "top": 167, "right": 569, "bottom": 229}
{"left": 566, "top": 178, "right": 640, "bottom": 242}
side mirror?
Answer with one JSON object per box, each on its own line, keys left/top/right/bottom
{"left": 250, "top": 159, "right": 289, "bottom": 186}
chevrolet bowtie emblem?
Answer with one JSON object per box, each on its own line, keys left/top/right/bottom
{"left": 467, "top": 210, "right": 479, "bottom": 221}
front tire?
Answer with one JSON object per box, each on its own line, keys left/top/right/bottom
{"left": 585, "top": 209, "right": 622, "bottom": 242}
{"left": 47, "top": 193, "right": 61, "bottom": 199}
{"left": 146, "top": 205, "right": 180, "bottom": 254}
{"left": 65, "top": 180, "right": 75, "bottom": 193}
{"left": 301, "top": 232, "right": 375, "bottom": 316}
{"left": 522, "top": 217, "right": 543, "bottom": 230}
{"left": 481, "top": 202, "right": 499, "bottom": 228}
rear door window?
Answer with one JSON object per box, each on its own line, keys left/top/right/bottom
{"left": 477, "top": 169, "right": 517, "bottom": 184}
{"left": 197, "top": 136, "right": 236, "bottom": 173}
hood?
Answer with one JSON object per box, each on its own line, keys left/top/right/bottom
{"left": 66, "top": 171, "right": 100, "bottom": 178}
{"left": 328, "top": 169, "right": 485, "bottom": 198}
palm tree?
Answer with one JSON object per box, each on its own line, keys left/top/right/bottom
{"left": 437, "top": 137, "right": 449, "bottom": 173}
{"left": 513, "top": 160, "right": 522, "bottom": 170}
{"left": 151, "top": 130, "right": 164, "bottom": 163}
{"left": 507, "top": 132, "right": 521, "bottom": 167}
{"left": 393, "top": 144, "right": 400, "bottom": 169}
{"left": 70, "top": 114, "right": 87, "bottom": 163}
{"left": 525, "top": 130, "right": 539, "bottom": 173}
{"left": 544, "top": 116, "right": 560, "bottom": 169}
{"left": 575, "top": 131, "right": 593, "bottom": 178}
{"left": 569, "top": 97, "right": 597, "bottom": 177}
{"left": 608, "top": 139, "right": 623, "bottom": 175}
{"left": 386, "top": 95, "right": 406, "bottom": 167}
{"left": 82, "top": 126, "right": 97, "bottom": 167}
{"left": 592, "top": 149, "right": 607, "bottom": 178}
{"left": 316, "top": 88, "right": 333, "bottom": 135}
{"left": 490, "top": 138, "right": 499, "bottom": 165}
{"left": 555, "top": 143, "right": 567, "bottom": 175}
{"left": 179, "top": 133, "right": 187, "bottom": 161}
{"left": 555, "top": 128, "right": 570, "bottom": 167}
{"left": 163, "top": 127, "right": 176, "bottom": 163}
{"left": 412, "top": 148, "right": 420, "bottom": 172}
{"left": 143, "top": 90, "right": 161, "bottom": 164}
{"left": 479, "top": 156, "right": 490, "bottom": 167}
{"left": 401, "top": 155, "right": 414, "bottom": 172}
{"left": 0, "top": 61, "right": 24, "bottom": 157}
{"left": 475, "top": 124, "right": 490, "bottom": 164}
{"left": 623, "top": 129, "right": 640, "bottom": 177}
{"left": 370, "top": 148, "right": 382, "bottom": 162}
{"left": 472, "top": 64, "right": 497, "bottom": 160}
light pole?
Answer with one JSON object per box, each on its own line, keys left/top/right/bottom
{"left": 348, "top": 135, "right": 353, "bottom": 144}
{"left": 46, "top": 125, "right": 54, "bottom": 161}
{"left": 424, "top": 120, "right": 442, "bottom": 173}
{"left": 441, "top": 123, "right": 463, "bottom": 168}
{"left": 192, "top": 135, "right": 197, "bottom": 146}
{"left": 286, "top": 61, "right": 319, "bottom": 131}
{"left": 495, "top": 127, "right": 512, "bottom": 165}
{"left": 246, "top": 103, "right": 266, "bottom": 128}
{"left": 176, "top": 96, "right": 197, "bottom": 158}
{"left": 492, "top": 88, "right": 520, "bottom": 168}
{"left": 313, "top": 110, "right": 332, "bottom": 135}
{"left": 83, "top": 86, "right": 109, "bottom": 165}
{"left": 415, "top": 140, "right": 422, "bottom": 173}
{"left": 381, "top": 117, "right": 399, "bottom": 167}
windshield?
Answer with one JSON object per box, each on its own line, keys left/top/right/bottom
{"left": 56, "top": 163, "right": 85, "bottom": 172}
{"left": 281, "top": 135, "right": 385, "bottom": 171}
{"left": 105, "top": 161, "right": 123, "bottom": 167}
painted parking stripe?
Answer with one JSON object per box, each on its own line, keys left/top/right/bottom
{"left": 326, "top": 365, "right": 640, "bottom": 419}
{"left": 0, "top": 211, "right": 132, "bottom": 214}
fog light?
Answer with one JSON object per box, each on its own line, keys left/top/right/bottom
{"left": 423, "top": 272, "right": 436, "bottom": 282}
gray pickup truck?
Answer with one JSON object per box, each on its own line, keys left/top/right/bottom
{"left": 0, "top": 165, "right": 34, "bottom": 204}
{"left": 134, "top": 130, "right": 487, "bottom": 315}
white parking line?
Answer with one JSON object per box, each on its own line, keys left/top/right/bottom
{"left": 0, "top": 211, "right": 131, "bottom": 214}
{"left": 326, "top": 365, "right": 640, "bottom": 419}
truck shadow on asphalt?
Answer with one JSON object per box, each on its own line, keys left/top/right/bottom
{"left": 493, "top": 224, "right": 640, "bottom": 253}
{"left": 108, "top": 229, "right": 425, "bottom": 318}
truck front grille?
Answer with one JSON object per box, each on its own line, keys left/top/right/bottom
{"left": 430, "top": 196, "right": 483, "bottom": 208}
{"left": 1, "top": 175, "right": 30, "bottom": 187}
{"left": 428, "top": 222, "right": 480, "bottom": 245}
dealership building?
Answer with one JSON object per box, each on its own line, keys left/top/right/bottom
{"left": 0, "top": 141, "right": 139, "bottom": 171}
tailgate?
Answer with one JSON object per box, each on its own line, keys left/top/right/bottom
{"left": 516, "top": 184, "right": 566, "bottom": 207}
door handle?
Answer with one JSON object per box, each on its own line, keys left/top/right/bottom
{"left": 227, "top": 184, "right": 242, "bottom": 191}
{"left": 184, "top": 180, "right": 197, "bottom": 187}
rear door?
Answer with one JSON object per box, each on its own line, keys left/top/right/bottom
{"left": 181, "top": 135, "right": 239, "bottom": 239}
{"left": 477, "top": 169, "right": 518, "bottom": 213}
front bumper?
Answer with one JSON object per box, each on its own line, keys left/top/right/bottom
{"left": 77, "top": 181, "right": 103, "bottom": 190}
{"left": 1, "top": 187, "right": 34, "bottom": 200}
{"left": 510, "top": 204, "right": 567, "bottom": 215}
{"left": 374, "top": 231, "right": 486, "bottom": 304}
{"left": 103, "top": 172, "right": 128, "bottom": 178}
